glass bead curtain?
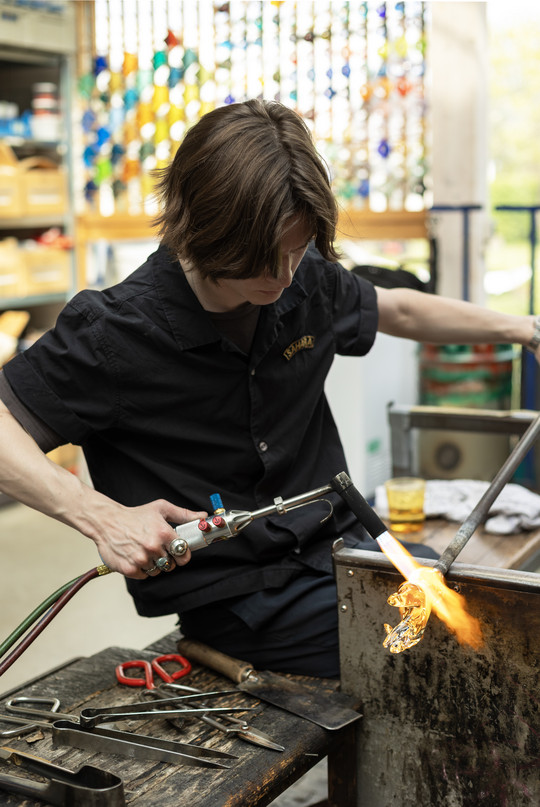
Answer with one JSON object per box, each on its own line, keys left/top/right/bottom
{"left": 78, "top": 1, "right": 429, "bottom": 216}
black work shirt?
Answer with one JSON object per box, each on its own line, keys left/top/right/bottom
{"left": 3, "top": 243, "right": 378, "bottom": 615}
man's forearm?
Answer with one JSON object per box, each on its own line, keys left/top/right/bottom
{"left": 376, "top": 287, "right": 535, "bottom": 348}
{"left": 0, "top": 400, "right": 107, "bottom": 534}
{"left": 0, "top": 401, "right": 201, "bottom": 578}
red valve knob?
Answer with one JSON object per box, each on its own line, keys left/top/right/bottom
{"left": 198, "top": 519, "right": 211, "bottom": 532}
{"left": 212, "top": 516, "right": 225, "bottom": 528}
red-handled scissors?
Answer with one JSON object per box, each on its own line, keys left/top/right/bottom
{"left": 115, "top": 654, "right": 192, "bottom": 689}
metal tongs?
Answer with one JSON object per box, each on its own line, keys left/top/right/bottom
{"left": 0, "top": 691, "right": 255, "bottom": 768}
{"left": 144, "top": 683, "right": 285, "bottom": 751}
{"left": 0, "top": 746, "right": 125, "bottom": 806}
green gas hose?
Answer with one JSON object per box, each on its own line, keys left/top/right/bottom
{"left": 0, "top": 565, "right": 112, "bottom": 678}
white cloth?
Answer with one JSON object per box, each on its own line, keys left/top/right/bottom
{"left": 375, "top": 479, "right": 540, "bottom": 535}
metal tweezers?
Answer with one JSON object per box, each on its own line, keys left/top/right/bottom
{"left": 0, "top": 692, "right": 254, "bottom": 768}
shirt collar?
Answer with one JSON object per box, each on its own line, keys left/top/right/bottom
{"left": 153, "top": 243, "right": 309, "bottom": 352}
{"left": 153, "top": 245, "right": 222, "bottom": 350}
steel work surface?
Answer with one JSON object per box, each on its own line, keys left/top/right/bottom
{"left": 334, "top": 543, "right": 540, "bottom": 807}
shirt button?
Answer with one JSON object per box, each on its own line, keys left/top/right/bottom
{"left": 259, "top": 441, "right": 268, "bottom": 452}
{"left": 250, "top": 368, "right": 256, "bottom": 376}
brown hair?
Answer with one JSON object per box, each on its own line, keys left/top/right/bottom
{"left": 154, "top": 99, "right": 340, "bottom": 280}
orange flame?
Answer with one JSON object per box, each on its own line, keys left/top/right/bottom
{"left": 377, "top": 531, "right": 483, "bottom": 653}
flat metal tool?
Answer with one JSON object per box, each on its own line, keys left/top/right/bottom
{"left": 145, "top": 684, "right": 285, "bottom": 751}
{"left": 0, "top": 746, "right": 125, "bottom": 806}
{"left": 178, "top": 639, "right": 362, "bottom": 731}
{"left": 0, "top": 697, "right": 237, "bottom": 769}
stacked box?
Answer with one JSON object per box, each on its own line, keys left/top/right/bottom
{"left": 0, "top": 238, "right": 27, "bottom": 297}
{"left": 0, "top": 143, "right": 24, "bottom": 218}
{"left": 24, "top": 247, "right": 71, "bottom": 295}
{"left": 19, "top": 156, "right": 68, "bottom": 216}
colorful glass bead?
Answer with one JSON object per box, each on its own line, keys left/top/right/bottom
{"left": 78, "top": 73, "right": 95, "bottom": 99}
{"left": 112, "top": 178, "right": 126, "bottom": 198}
{"left": 377, "top": 139, "right": 390, "bottom": 158}
{"left": 123, "top": 87, "right": 139, "bottom": 110}
{"left": 357, "top": 179, "right": 369, "bottom": 197}
{"left": 96, "top": 126, "right": 111, "bottom": 147}
{"left": 83, "top": 145, "right": 97, "bottom": 166}
{"left": 165, "top": 29, "right": 180, "bottom": 48}
{"left": 111, "top": 143, "right": 125, "bottom": 164}
{"left": 153, "top": 51, "right": 168, "bottom": 69}
{"left": 168, "top": 66, "right": 184, "bottom": 86}
{"left": 183, "top": 49, "right": 199, "bottom": 69}
{"left": 155, "top": 118, "right": 169, "bottom": 143}
{"left": 82, "top": 109, "right": 96, "bottom": 133}
{"left": 94, "top": 55, "right": 108, "bottom": 75}
{"left": 84, "top": 180, "right": 98, "bottom": 201}
{"left": 95, "top": 156, "right": 113, "bottom": 184}
{"left": 123, "top": 52, "right": 138, "bottom": 76}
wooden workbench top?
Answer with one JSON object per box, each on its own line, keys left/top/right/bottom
{"left": 400, "top": 516, "right": 540, "bottom": 571}
{"left": 0, "top": 634, "right": 355, "bottom": 807}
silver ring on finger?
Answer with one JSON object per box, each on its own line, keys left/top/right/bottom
{"left": 143, "top": 564, "right": 160, "bottom": 576}
{"left": 155, "top": 556, "right": 174, "bottom": 573}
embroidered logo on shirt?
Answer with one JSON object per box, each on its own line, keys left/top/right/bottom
{"left": 283, "top": 334, "right": 315, "bottom": 361}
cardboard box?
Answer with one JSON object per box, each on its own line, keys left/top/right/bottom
{"left": 0, "top": 143, "right": 24, "bottom": 219}
{"left": 19, "top": 156, "right": 68, "bottom": 216}
{"left": 24, "top": 247, "right": 71, "bottom": 296}
{"left": 0, "top": 0, "right": 76, "bottom": 55}
{"left": 0, "top": 238, "right": 27, "bottom": 298}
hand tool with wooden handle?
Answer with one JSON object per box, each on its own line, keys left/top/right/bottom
{"left": 178, "top": 639, "right": 361, "bottom": 731}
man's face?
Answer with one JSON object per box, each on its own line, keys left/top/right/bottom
{"left": 214, "top": 218, "right": 313, "bottom": 310}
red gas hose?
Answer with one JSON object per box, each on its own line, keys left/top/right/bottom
{"left": 0, "top": 565, "right": 112, "bottom": 678}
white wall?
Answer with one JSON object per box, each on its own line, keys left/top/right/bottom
{"left": 430, "top": 1, "right": 489, "bottom": 304}
{"left": 326, "top": 333, "right": 419, "bottom": 499}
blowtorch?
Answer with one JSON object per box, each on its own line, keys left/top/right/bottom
{"left": 5, "top": 439, "right": 536, "bottom": 676}
{"left": 0, "top": 472, "right": 387, "bottom": 677}
{"left": 167, "top": 471, "right": 382, "bottom": 557}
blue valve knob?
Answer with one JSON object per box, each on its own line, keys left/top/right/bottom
{"left": 210, "top": 493, "right": 225, "bottom": 514}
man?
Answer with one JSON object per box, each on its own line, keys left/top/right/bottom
{"left": 0, "top": 100, "right": 538, "bottom": 676}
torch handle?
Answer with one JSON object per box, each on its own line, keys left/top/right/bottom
{"left": 331, "top": 472, "right": 387, "bottom": 539}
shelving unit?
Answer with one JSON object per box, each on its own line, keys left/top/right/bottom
{"left": 0, "top": 2, "right": 79, "bottom": 492}
{"left": 0, "top": 1, "right": 77, "bottom": 329}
